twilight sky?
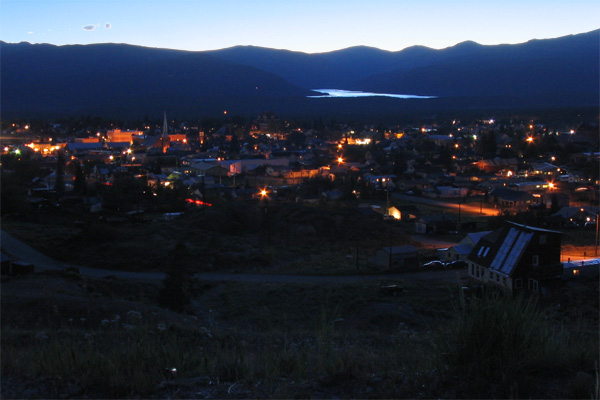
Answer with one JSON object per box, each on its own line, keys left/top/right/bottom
{"left": 1, "top": 0, "right": 598, "bottom": 53}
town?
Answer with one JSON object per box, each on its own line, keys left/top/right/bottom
{"left": 2, "top": 112, "right": 599, "bottom": 274}
{"left": 1, "top": 111, "right": 599, "bottom": 399}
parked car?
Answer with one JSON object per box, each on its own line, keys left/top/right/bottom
{"left": 422, "top": 260, "right": 445, "bottom": 269}
{"left": 446, "top": 260, "right": 467, "bottom": 269}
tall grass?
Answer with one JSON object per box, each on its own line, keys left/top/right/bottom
{"left": 2, "top": 315, "right": 436, "bottom": 398}
{"left": 439, "top": 289, "right": 599, "bottom": 398}
{"left": 1, "top": 324, "right": 204, "bottom": 397}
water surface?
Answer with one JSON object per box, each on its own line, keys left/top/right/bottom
{"left": 308, "top": 89, "right": 436, "bottom": 99}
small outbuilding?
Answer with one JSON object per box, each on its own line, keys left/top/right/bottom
{"left": 369, "top": 245, "right": 419, "bottom": 271}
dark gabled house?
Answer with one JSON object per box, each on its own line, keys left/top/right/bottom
{"left": 467, "top": 222, "right": 562, "bottom": 293}
{"left": 369, "top": 245, "right": 419, "bottom": 271}
{"left": 489, "top": 187, "right": 535, "bottom": 211}
{"left": 551, "top": 206, "right": 599, "bottom": 228}
{"left": 415, "top": 214, "right": 456, "bottom": 234}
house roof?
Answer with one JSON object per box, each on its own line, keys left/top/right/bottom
{"left": 505, "top": 221, "right": 562, "bottom": 234}
{"left": 450, "top": 244, "right": 473, "bottom": 255}
{"left": 490, "top": 188, "right": 534, "bottom": 202}
{"left": 489, "top": 227, "right": 534, "bottom": 275}
{"left": 65, "top": 142, "right": 104, "bottom": 151}
{"left": 464, "top": 231, "right": 492, "bottom": 246}
{"left": 552, "top": 206, "right": 599, "bottom": 219}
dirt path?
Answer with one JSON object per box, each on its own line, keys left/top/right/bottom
{"left": 1, "top": 230, "right": 465, "bottom": 284}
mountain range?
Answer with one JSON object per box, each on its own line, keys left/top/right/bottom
{"left": 1, "top": 29, "right": 598, "bottom": 120}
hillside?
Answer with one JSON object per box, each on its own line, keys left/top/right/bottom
{"left": 355, "top": 31, "right": 600, "bottom": 101}
{"left": 0, "top": 42, "right": 314, "bottom": 119}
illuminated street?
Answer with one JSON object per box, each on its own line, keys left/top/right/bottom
{"left": 392, "top": 193, "right": 501, "bottom": 217}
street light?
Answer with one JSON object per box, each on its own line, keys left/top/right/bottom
{"left": 260, "top": 189, "right": 270, "bottom": 243}
{"left": 382, "top": 178, "right": 391, "bottom": 217}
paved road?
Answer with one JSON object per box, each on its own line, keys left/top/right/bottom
{"left": 1, "top": 230, "right": 465, "bottom": 285}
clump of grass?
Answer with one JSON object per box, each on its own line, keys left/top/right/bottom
{"left": 438, "top": 290, "right": 599, "bottom": 398}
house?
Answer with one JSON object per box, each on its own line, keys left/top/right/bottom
{"left": 369, "top": 245, "right": 419, "bottom": 271}
{"left": 562, "top": 258, "right": 600, "bottom": 280}
{"left": 441, "top": 231, "right": 492, "bottom": 262}
{"left": 415, "top": 214, "right": 456, "bottom": 234}
{"left": 474, "top": 158, "right": 518, "bottom": 173}
{"left": 467, "top": 222, "right": 562, "bottom": 293}
{"left": 435, "top": 186, "right": 468, "bottom": 198}
{"left": 188, "top": 161, "right": 229, "bottom": 178}
{"left": 530, "top": 162, "right": 560, "bottom": 177}
{"left": 551, "top": 206, "right": 598, "bottom": 227}
{"left": 396, "top": 205, "right": 420, "bottom": 222}
{"left": 489, "top": 187, "right": 535, "bottom": 211}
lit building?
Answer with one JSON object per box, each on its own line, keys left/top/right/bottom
{"left": 106, "top": 129, "right": 144, "bottom": 144}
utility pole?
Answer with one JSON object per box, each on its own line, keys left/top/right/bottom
{"left": 356, "top": 239, "right": 359, "bottom": 270}
{"left": 388, "top": 231, "right": 392, "bottom": 269}
{"left": 594, "top": 213, "right": 600, "bottom": 257}
{"left": 202, "top": 173, "right": 205, "bottom": 215}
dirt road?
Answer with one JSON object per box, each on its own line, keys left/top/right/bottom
{"left": 1, "top": 230, "right": 466, "bottom": 284}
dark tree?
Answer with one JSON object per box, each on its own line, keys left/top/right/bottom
{"left": 158, "top": 241, "right": 192, "bottom": 312}
{"left": 54, "top": 152, "right": 65, "bottom": 193}
{"left": 71, "top": 161, "right": 87, "bottom": 194}
{"left": 550, "top": 194, "right": 561, "bottom": 215}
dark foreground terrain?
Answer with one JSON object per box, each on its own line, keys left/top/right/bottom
{"left": 1, "top": 264, "right": 598, "bottom": 399}
{"left": 1, "top": 203, "right": 598, "bottom": 398}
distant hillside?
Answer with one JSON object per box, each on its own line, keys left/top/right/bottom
{"left": 354, "top": 31, "right": 600, "bottom": 102}
{"left": 0, "top": 42, "right": 314, "bottom": 119}
{"left": 208, "top": 30, "right": 599, "bottom": 100}
{"left": 1, "top": 30, "right": 598, "bottom": 120}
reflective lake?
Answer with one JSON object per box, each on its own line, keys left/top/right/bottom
{"left": 308, "top": 89, "right": 436, "bottom": 99}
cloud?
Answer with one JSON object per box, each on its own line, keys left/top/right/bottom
{"left": 105, "top": 23, "right": 111, "bottom": 29}
{"left": 28, "top": 32, "right": 34, "bottom": 35}
{"left": 82, "top": 25, "right": 95, "bottom": 31}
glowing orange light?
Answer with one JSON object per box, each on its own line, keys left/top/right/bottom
{"left": 337, "top": 157, "right": 343, "bottom": 164}
{"left": 526, "top": 137, "right": 534, "bottom": 143}
{"left": 186, "top": 198, "right": 212, "bottom": 207}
